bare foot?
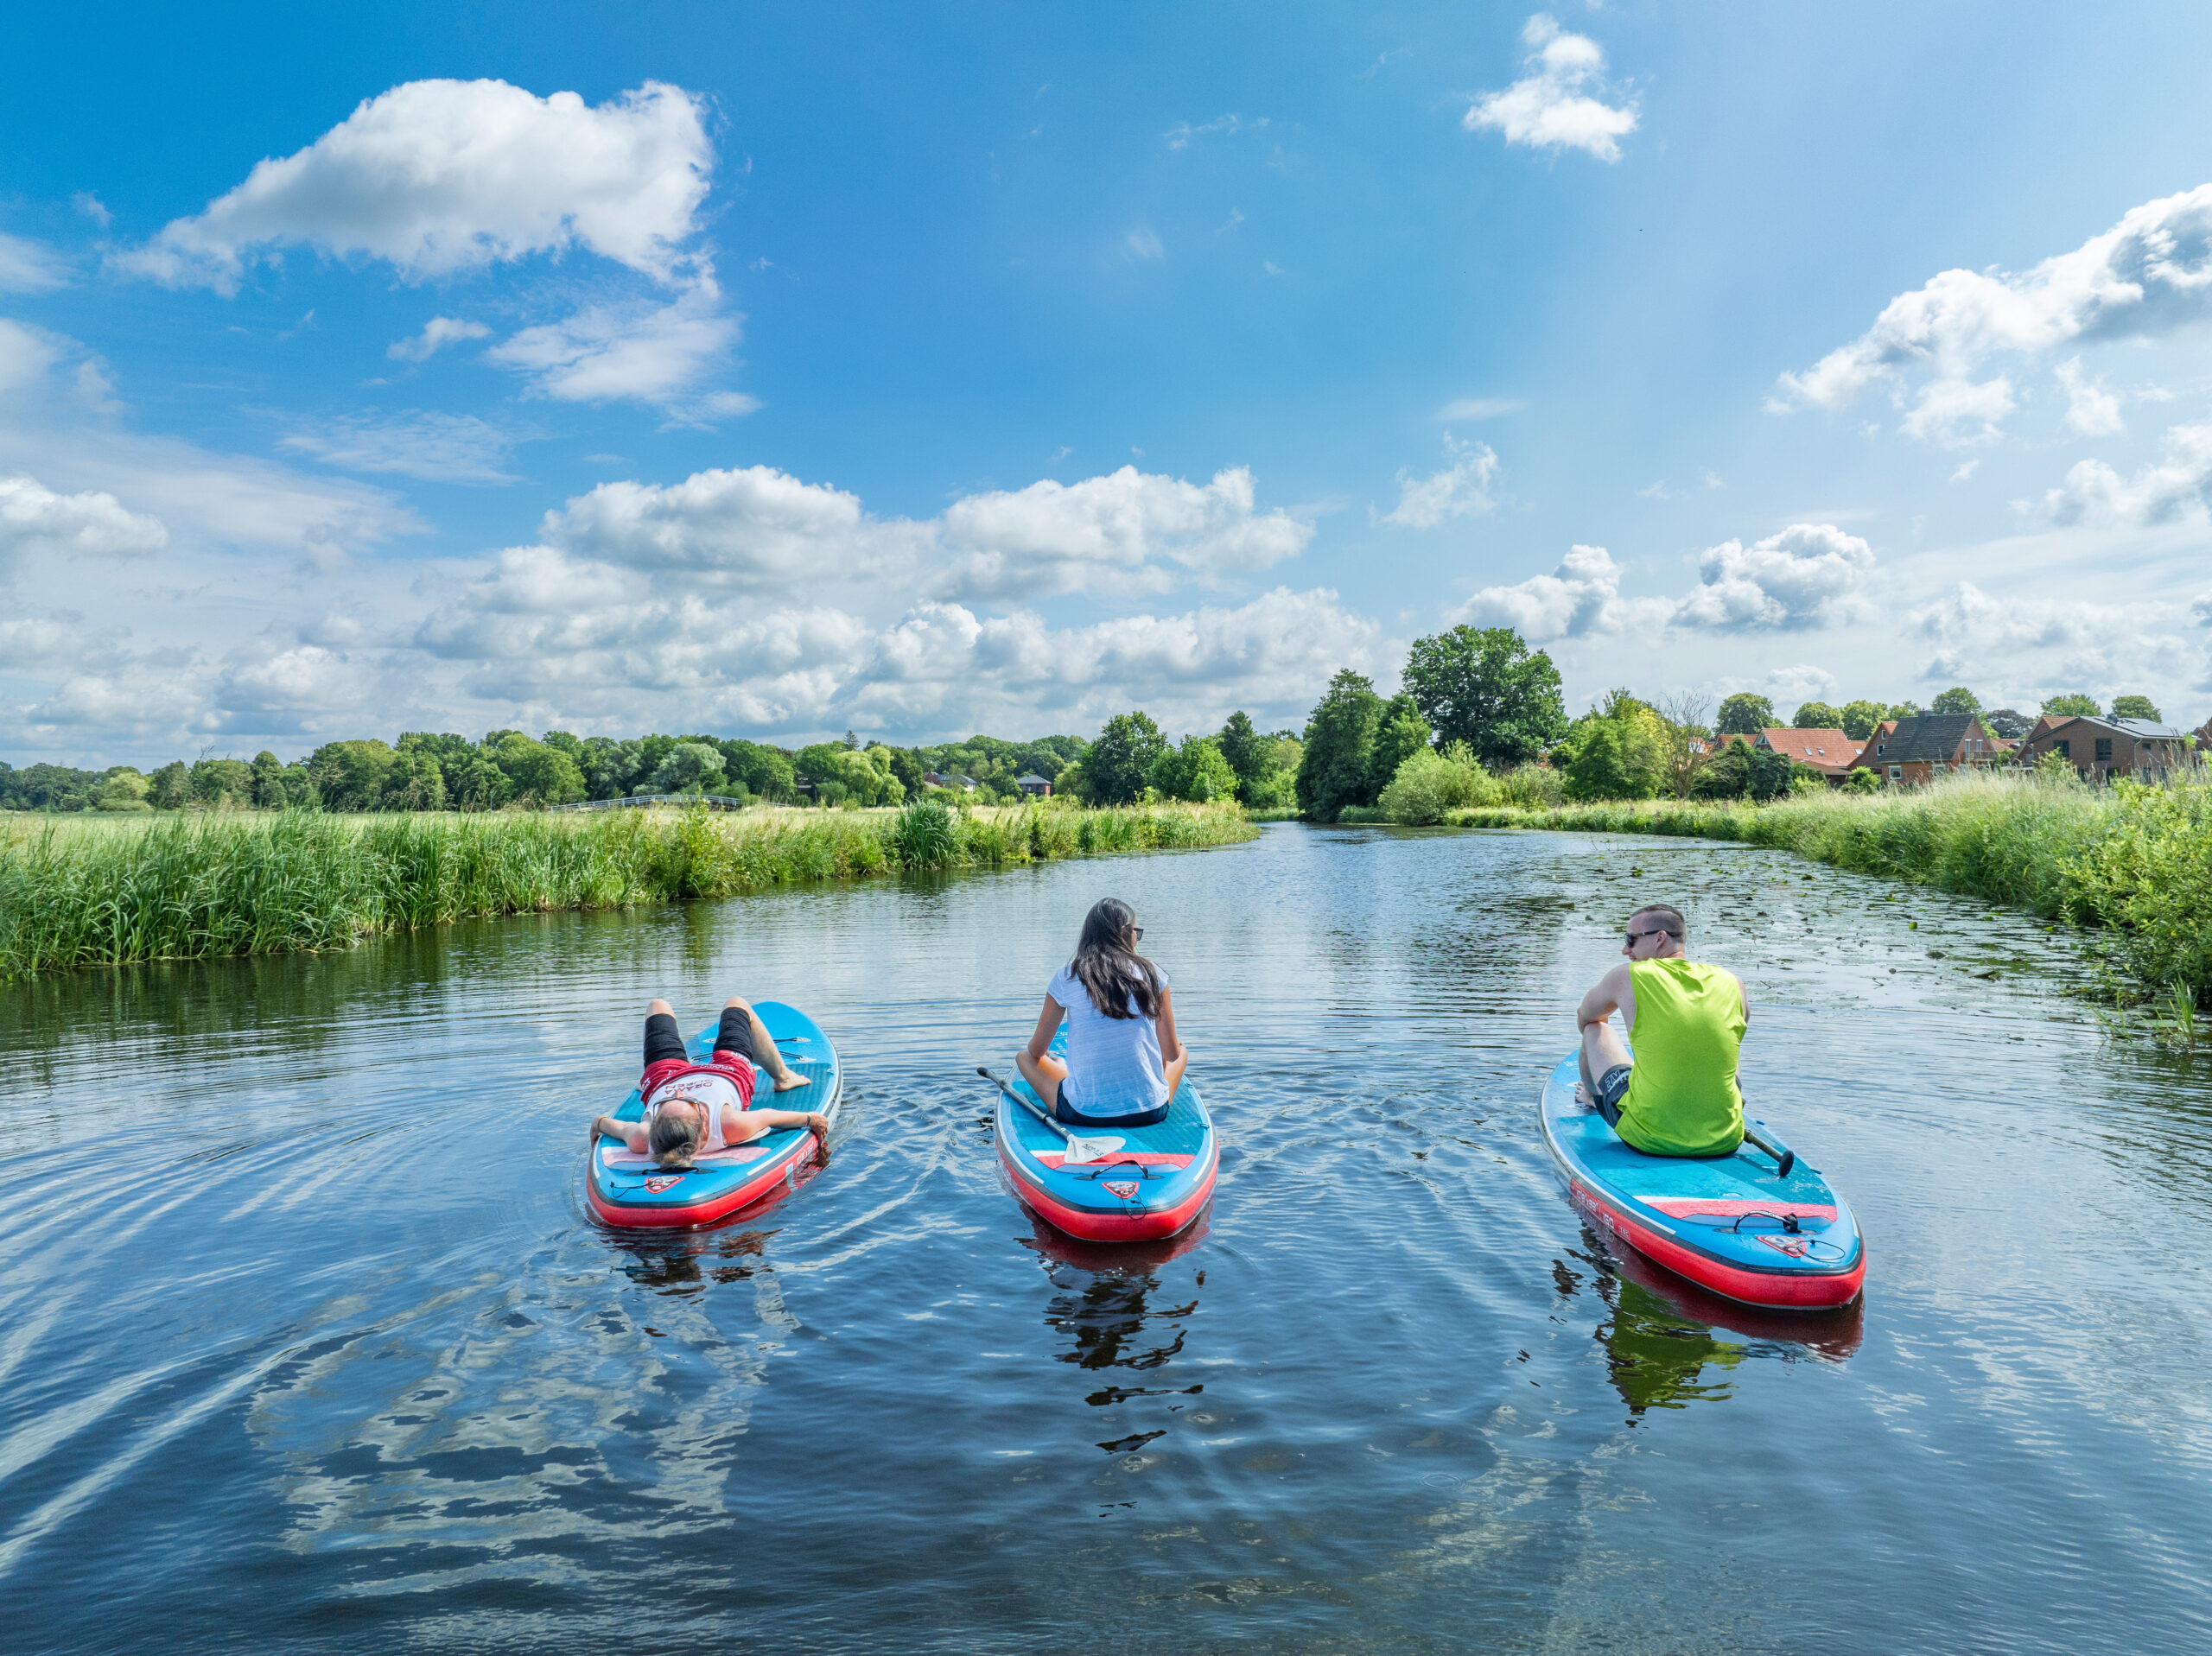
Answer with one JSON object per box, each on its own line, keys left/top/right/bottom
{"left": 1573, "top": 1082, "right": 1590, "bottom": 1107}
{"left": 772, "top": 1068, "right": 812, "bottom": 1092}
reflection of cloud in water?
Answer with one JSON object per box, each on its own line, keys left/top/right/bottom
{"left": 247, "top": 1230, "right": 791, "bottom": 1594}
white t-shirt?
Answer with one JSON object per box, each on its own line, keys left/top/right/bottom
{"left": 644, "top": 1071, "right": 743, "bottom": 1150}
{"left": 1046, "top": 962, "right": 1170, "bottom": 1117}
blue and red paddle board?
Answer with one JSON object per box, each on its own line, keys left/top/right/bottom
{"left": 995, "top": 1045, "right": 1216, "bottom": 1244}
{"left": 1539, "top": 1050, "right": 1864, "bottom": 1310}
{"left": 586, "top": 1001, "right": 840, "bottom": 1230}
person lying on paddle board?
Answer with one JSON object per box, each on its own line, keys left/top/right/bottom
{"left": 1573, "top": 904, "right": 1747, "bottom": 1158}
{"left": 588, "top": 996, "right": 826, "bottom": 1170}
{"left": 1016, "top": 897, "right": 1187, "bottom": 1129}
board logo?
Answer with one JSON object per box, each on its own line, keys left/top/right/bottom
{"left": 1102, "top": 1180, "right": 1140, "bottom": 1200}
{"left": 642, "top": 1174, "right": 685, "bottom": 1194}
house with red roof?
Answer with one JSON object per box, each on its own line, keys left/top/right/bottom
{"left": 1751, "top": 727, "right": 1856, "bottom": 784}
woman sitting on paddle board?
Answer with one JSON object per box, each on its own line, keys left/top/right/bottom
{"left": 1573, "top": 904, "right": 1748, "bottom": 1158}
{"left": 1016, "top": 898, "right": 1187, "bottom": 1129}
{"left": 588, "top": 996, "right": 826, "bottom": 1170}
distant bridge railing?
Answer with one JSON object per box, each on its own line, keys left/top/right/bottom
{"left": 550, "top": 794, "right": 753, "bottom": 813}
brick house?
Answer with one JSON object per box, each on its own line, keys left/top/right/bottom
{"left": 1751, "top": 727, "right": 1857, "bottom": 784}
{"left": 1850, "top": 713, "right": 2001, "bottom": 786}
{"left": 1015, "top": 772, "right": 1052, "bottom": 796}
{"left": 2017, "top": 716, "right": 2190, "bottom": 784}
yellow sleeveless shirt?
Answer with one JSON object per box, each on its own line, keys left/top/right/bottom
{"left": 1618, "top": 958, "right": 1745, "bottom": 1158}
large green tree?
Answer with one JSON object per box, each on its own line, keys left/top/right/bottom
{"left": 1930, "top": 686, "right": 1980, "bottom": 715}
{"left": 1295, "top": 669, "right": 1385, "bottom": 820}
{"left": 1367, "top": 694, "right": 1433, "bottom": 800}
{"left": 1792, "top": 701, "right": 1842, "bottom": 729}
{"left": 1401, "top": 626, "right": 1567, "bottom": 769}
{"left": 1150, "top": 734, "right": 1240, "bottom": 803}
{"left": 1715, "top": 693, "right": 1775, "bottom": 735}
{"left": 2109, "top": 695, "right": 2162, "bottom": 722}
{"left": 1082, "top": 711, "right": 1167, "bottom": 803}
{"left": 1837, "top": 700, "right": 1886, "bottom": 740}
{"left": 2041, "top": 693, "right": 2101, "bottom": 719}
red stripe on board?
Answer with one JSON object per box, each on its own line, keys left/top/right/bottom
{"left": 1031, "top": 1151, "right": 1196, "bottom": 1169}
{"left": 1643, "top": 1198, "right": 1839, "bottom": 1221}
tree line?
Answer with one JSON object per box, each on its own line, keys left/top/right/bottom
{"left": 0, "top": 729, "right": 1090, "bottom": 815}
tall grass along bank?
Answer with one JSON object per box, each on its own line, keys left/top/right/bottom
{"left": 0, "top": 800, "right": 1255, "bottom": 980}
{"left": 1442, "top": 774, "right": 2212, "bottom": 1001}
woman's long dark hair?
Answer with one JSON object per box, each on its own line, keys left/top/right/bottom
{"left": 1070, "top": 898, "right": 1162, "bottom": 1021}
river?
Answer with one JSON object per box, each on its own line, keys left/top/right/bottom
{"left": 2, "top": 822, "right": 2207, "bottom": 1653}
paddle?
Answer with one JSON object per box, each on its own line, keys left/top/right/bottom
{"left": 977, "top": 1066, "right": 1124, "bottom": 1165}
{"left": 1743, "top": 1121, "right": 1796, "bottom": 1179}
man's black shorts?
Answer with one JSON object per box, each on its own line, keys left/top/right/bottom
{"left": 644, "top": 1006, "right": 760, "bottom": 1069}
{"left": 1589, "top": 1063, "right": 1632, "bottom": 1129}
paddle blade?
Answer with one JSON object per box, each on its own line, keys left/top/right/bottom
{"left": 1060, "top": 1134, "right": 1125, "bottom": 1165}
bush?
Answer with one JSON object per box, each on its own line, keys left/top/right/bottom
{"left": 891, "top": 796, "right": 959, "bottom": 867}
{"left": 1498, "top": 762, "right": 1564, "bottom": 809}
{"left": 1380, "top": 743, "right": 1501, "bottom": 824}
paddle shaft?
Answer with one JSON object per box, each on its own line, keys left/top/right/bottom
{"left": 1743, "top": 1122, "right": 1796, "bottom": 1179}
{"left": 977, "top": 1066, "right": 1078, "bottom": 1146}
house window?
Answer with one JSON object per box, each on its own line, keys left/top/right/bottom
{"left": 1888, "top": 765, "right": 1902, "bottom": 780}
{"left": 2094, "top": 738, "right": 2113, "bottom": 763}
{"left": 1874, "top": 742, "right": 1885, "bottom": 756}
{"left": 2056, "top": 739, "right": 2069, "bottom": 758}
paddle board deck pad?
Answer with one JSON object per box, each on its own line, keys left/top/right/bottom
{"left": 1540, "top": 1051, "right": 1864, "bottom": 1310}
{"left": 995, "top": 1049, "right": 1216, "bottom": 1243}
{"left": 587, "top": 1002, "right": 840, "bottom": 1230}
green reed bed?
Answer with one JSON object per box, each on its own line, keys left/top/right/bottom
{"left": 0, "top": 799, "right": 1255, "bottom": 979}
{"left": 1442, "top": 773, "right": 2212, "bottom": 1001}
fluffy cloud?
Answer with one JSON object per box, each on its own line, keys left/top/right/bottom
{"left": 1379, "top": 438, "right": 1498, "bottom": 529}
{"left": 1909, "top": 581, "right": 2202, "bottom": 692}
{"left": 1896, "top": 374, "right": 2015, "bottom": 447}
{"left": 1453, "top": 544, "right": 1645, "bottom": 638}
{"left": 540, "top": 465, "right": 880, "bottom": 587}
{"left": 386, "top": 316, "right": 492, "bottom": 362}
{"left": 0, "top": 233, "right": 69, "bottom": 294}
{"left": 0, "top": 319, "right": 63, "bottom": 393}
{"left": 1777, "top": 182, "right": 2212, "bottom": 434}
{"left": 483, "top": 276, "right": 747, "bottom": 409}
{"left": 2035, "top": 421, "right": 2212, "bottom": 525}
{"left": 2055, "top": 357, "right": 2125, "bottom": 437}
{"left": 0, "top": 474, "right": 168, "bottom": 579}
{"left": 1673, "top": 523, "right": 1874, "bottom": 630}
{"left": 1453, "top": 523, "right": 1874, "bottom": 642}
{"left": 117, "top": 79, "right": 714, "bottom": 291}
{"left": 279, "top": 411, "right": 522, "bottom": 484}
{"left": 1464, "top": 15, "right": 1638, "bottom": 162}
{"left": 939, "top": 466, "right": 1310, "bottom": 599}
{"left": 214, "top": 644, "right": 380, "bottom": 725}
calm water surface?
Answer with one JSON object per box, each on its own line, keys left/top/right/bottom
{"left": 3, "top": 824, "right": 2209, "bottom": 1653}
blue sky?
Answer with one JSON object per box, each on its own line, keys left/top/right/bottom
{"left": 4, "top": 1, "right": 2211, "bottom": 765}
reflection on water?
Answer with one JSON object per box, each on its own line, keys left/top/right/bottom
{"left": 3, "top": 824, "right": 2210, "bottom": 1653}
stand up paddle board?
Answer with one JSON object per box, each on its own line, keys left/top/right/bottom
{"left": 586, "top": 1002, "right": 840, "bottom": 1230}
{"left": 995, "top": 1039, "right": 1217, "bottom": 1244}
{"left": 1539, "top": 1050, "right": 1864, "bottom": 1310}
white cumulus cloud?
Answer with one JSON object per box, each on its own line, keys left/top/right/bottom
{"left": 116, "top": 79, "right": 715, "bottom": 291}
{"left": 1909, "top": 581, "right": 2201, "bottom": 695}
{"left": 2035, "top": 421, "right": 2212, "bottom": 525}
{"left": 939, "top": 465, "right": 1310, "bottom": 599}
{"left": 541, "top": 464, "right": 880, "bottom": 587}
{"left": 1776, "top": 182, "right": 2212, "bottom": 435}
{"left": 1453, "top": 544, "right": 1645, "bottom": 639}
{"left": 1465, "top": 15, "right": 1638, "bottom": 162}
{"left": 2055, "top": 357, "right": 2125, "bottom": 436}
{"left": 0, "top": 474, "right": 168, "bottom": 580}
{"left": 1673, "top": 523, "right": 1875, "bottom": 631}
{"left": 387, "top": 316, "right": 492, "bottom": 362}
{"left": 1379, "top": 437, "right": 1498, "bottom": 529}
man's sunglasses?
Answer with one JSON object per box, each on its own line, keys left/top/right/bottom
{"left": 1624, "top": 926, "right": 1672, "bottom": 943}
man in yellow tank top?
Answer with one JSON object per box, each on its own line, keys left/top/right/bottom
{"left": 1573, "top": 904, "right": 1747, "bottom": 1157}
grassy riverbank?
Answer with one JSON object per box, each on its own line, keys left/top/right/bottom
{"left": 0, "top": 799, "right": 1255, "bottom": 980}
{"left": 1444, "top": 774, "right": 2212, "bottom": 1001}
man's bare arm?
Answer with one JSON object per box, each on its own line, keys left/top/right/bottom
{"left": 1576, "top": 964, "right": 1632, "bottom": 1032}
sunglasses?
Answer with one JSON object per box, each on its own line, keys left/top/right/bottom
{"left": 1130, "top": 926, "right": 1145, "bottom": 942}
{"left": 1624, "top": 926, "right": 1672, "bottom": 944}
